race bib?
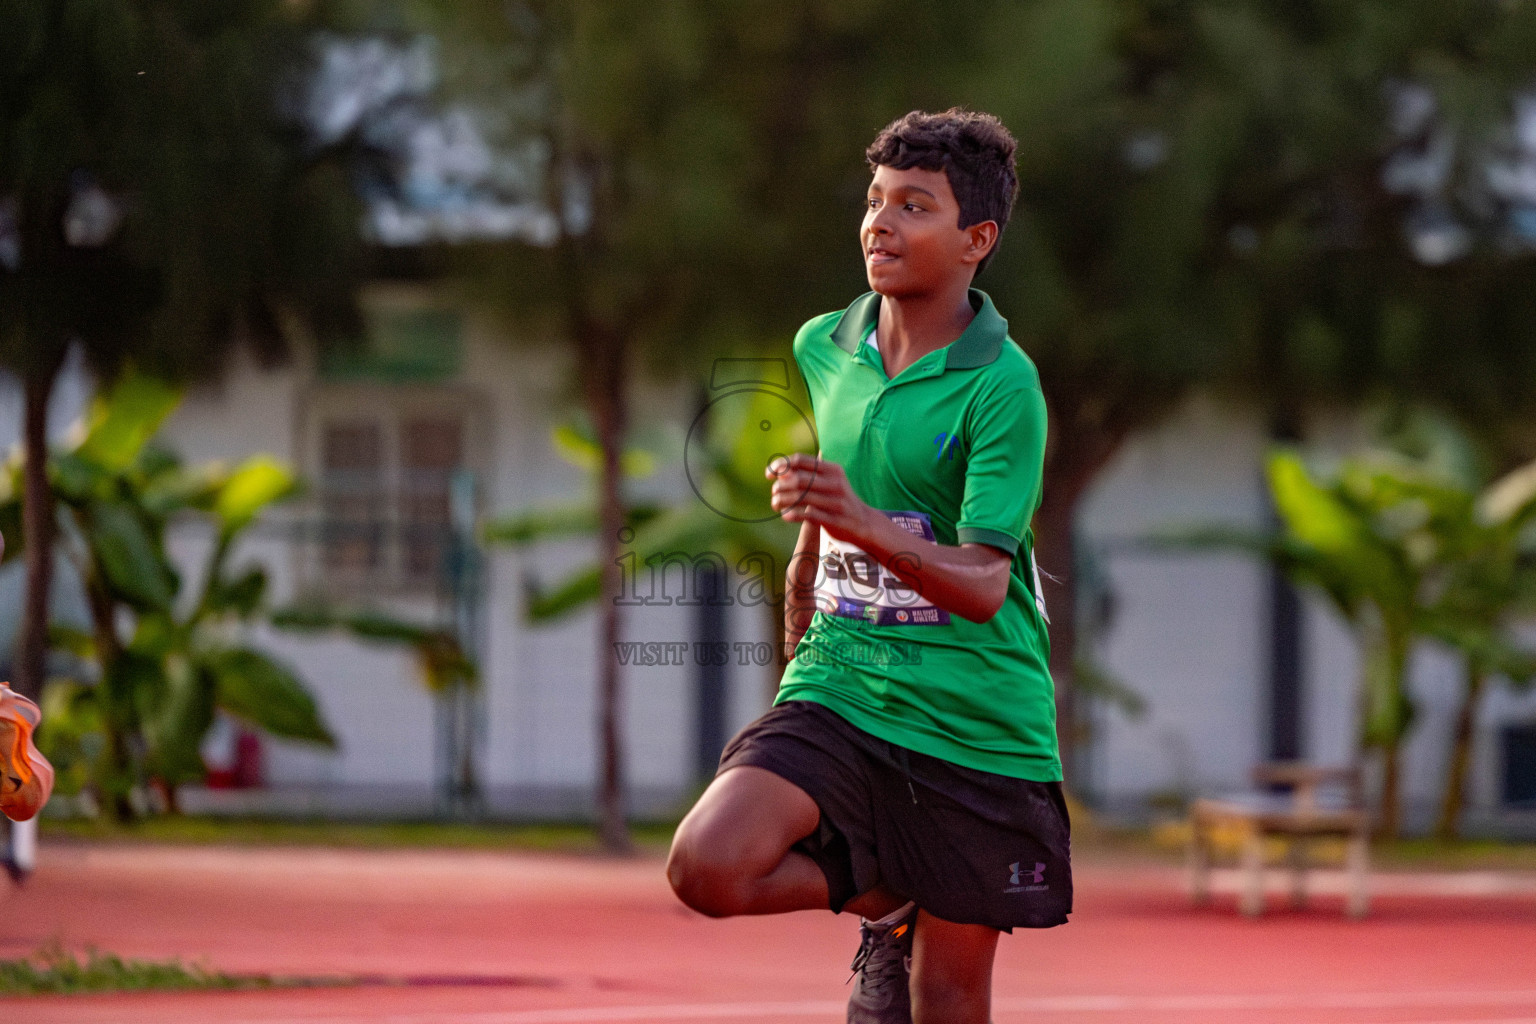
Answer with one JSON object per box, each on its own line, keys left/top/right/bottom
{"left": 1030, "top": 549, "right": 1049, "bottom": 624}
{"left": 815, "top": 511, "right": 951, "bottom": 626}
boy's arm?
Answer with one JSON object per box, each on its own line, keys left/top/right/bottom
{"left": 767, "top": 454, "right": 1011, "bottom": 623}
{"left": 782, "top": 518, "right": 822, "bottom": 661}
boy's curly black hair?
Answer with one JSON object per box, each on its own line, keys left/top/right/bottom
{"left": 865, "top": 108, "right": 1019, "bottom": 275}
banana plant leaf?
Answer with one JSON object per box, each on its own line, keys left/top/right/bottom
{"left": 1422, "top": 618, "right": 1536, "bottom": 688}
{"left": 72, "top": 372, "right": 183, "bottom": 473}
{"left": 127, "top": 612, "right": 183, "bottom": 661}
{"left": 274, "top": 602, "right": 435, "bottom": 644}
{"left": 1074, "top": 655, "right": 1147, "bottom": 719}
{"left": 48, "top": 624, "right": 98, "bottom": 662}
{"left": 138, "top": 458, "right": 225, "bottom": 520}
{"left": 7, "top": 369, "right": 340, "bottom": 810}
{"left": 50, "top": 450, "right": 116, "bottom": 503}
{"left": 34, "top": 680, "right": 107, "bottom": 799}
{"left": 1357, "top": 629, "right": 1415, "bottom": 746}
{"left": 270, "top": 602, "right": 478, "bottom": 693}
{"left": 1267, "top": 450, "right": 1415, "bottom": 613}
{"left": 491, "top": 383, "right": 804, "bottom": 628}
{"left": 1146, "top": 524, "right": 1357, "bottom": 625}
{"left": 202, "top": 567, "right": 269, "bottom": 619}
{"left": 208, "top": 648, "right": 337, "bottom": 747}
{"left": 483, "top": 501, "right": 663, "bottom": 546}
{"left": 141, "top": 656, "right": 218, "bottom": 785}
{"left": 87, "top": 499, "right": 178, "bottom": 612}
{"left": 1479, "top": 454, "right": 1536, "bottom": 528}
{"left": 526, "top": 567, "right": 602, "bottom": 620}
{"left": 551, "top": 423, "right": 657, "bottom": 478}
{"left": 214, "top": 456, "right": 299, "bottom": 536}
{"left": 519, "top": 502, "right": 797, "bottom": 623}
{"left": 414, "top": 631, "right": 479, "bottom": 693}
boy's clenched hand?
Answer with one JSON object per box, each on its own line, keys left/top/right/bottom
{"left": 767, "top": 453, "right": 878, "bottom": 547}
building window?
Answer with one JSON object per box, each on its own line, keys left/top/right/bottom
{"left": 302, "top": 391, "right": 483, "bottom": 596}
{"left": 321, "top": 419, "right": 386, "bottom": 577}
{"left": 399, "top": 415, "right": 464, "bottom": 583}
{"left": 1503, "top": 724, "right": 1536, "bottom": 808}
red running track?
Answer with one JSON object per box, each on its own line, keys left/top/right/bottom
{"left": 2, "top": 843, "right": 1536, "bottom": 1023}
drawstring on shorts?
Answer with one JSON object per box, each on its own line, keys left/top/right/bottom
{"left": 893, "top": 745, "right": 918, "bottom": 804}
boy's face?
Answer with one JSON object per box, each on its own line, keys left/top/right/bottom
{"left": 862, "top": 164, "right": 993, "bottom": 298}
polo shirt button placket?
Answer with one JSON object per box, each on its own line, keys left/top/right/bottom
{"left": 863, "top": 390, "right": 884, "bottom": 429}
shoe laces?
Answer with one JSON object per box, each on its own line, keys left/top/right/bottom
{"left": 848, "top": 921, "right": 910, "bottom": 1000}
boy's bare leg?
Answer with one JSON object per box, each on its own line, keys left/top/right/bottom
{"left": 910, "top": 910, "right": 999, "bottom": 1024}
{"left": 667, "top": 765, "right": 906, "bottom": 919}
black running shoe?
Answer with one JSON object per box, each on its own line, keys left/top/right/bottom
{"left": 847, "top": 902, "right": 916, "bottom": 1024}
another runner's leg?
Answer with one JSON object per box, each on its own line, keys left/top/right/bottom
{"left": 908, "top": 909, "right": 999, "bottom": 1024}
{"left": 0, "top": 684, "right": 53, "bottom": 823}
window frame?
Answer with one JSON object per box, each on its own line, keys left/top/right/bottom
{"left": 294, "top": 382, "right": 491, "bottom": 599}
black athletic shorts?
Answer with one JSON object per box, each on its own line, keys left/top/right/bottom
{"left": 716, "top": 700, "right": 1072, "bottom": 932}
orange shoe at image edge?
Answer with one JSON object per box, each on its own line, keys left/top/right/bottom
{"left": 0, "top": 684, "right": 54, "bottom": 822}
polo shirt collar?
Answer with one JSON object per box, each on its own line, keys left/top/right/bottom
{"left": 827, "top": 289, "right": 1008, "bottom": 370}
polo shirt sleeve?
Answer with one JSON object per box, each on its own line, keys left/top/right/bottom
{"left": 791, "top": 318, "right": 817, "bottom": 405}
{"left": 791, "top": 312, "right": 839, "bottom": 418}
{"left": 956, "top": 383, "right": 1048, "bottom": 555}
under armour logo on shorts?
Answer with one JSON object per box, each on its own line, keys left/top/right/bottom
{"left": 1006, "top": 861, "right": 1048, "bottom": 893}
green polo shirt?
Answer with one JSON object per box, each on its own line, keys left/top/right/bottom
{"left": 776, "top": 288, "right": 1060, "bottom": 781}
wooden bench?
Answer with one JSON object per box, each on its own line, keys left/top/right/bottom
{"left": 1188, "top": 762, "right": 1370, "bottom": 918}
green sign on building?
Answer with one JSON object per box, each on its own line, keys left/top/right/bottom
{"left": 319, "top": 309, "right": 464, "bottom": 383}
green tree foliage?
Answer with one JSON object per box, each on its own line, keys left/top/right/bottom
{"left": 419, "top": 0, "right": 1028, "bottom": 848}
{"left": 486, "top": 390, "right": 808, "bottom": 665}
{"left": 0, "top": 0, "right": 366, "bottom": 703}
{"left": 966, "top": 0, "right": 1536, "bottom": 766}
{"left": 1266, "top": 449, "right": 1452, "bottom": 838}
{"left": 1185, "top": 421, "right": 1536, "bottom": 838}
{"left": 271, "top": 604, "right": 478, "bottom": 696}
{"left": 413, "top": 0, "right": 1536, "bottom": 823}
{"left": 269, "top": 600, "right": 479, "bottom": 805}
{"left": 0, "top": 373, "right": 336, "bottom": 818}
{"left": 1401, "top": 421, "right": 1536, "bottom": 838}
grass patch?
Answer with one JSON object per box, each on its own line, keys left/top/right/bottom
{"left": 1375, "top": 837, "right": 1536, "bottom": 872}
{"left": 39, "top": 815, "right": 678, "bottom": 853}
{"left": 0, "top": 945, "right": 291, "bottom": 996}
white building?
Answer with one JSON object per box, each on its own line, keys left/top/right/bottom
{"left": 5, "top": 284, "right": 1536, "bottom": 834}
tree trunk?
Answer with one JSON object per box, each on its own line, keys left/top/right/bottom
{"left": 1378, "top": 741, "right": 1401, "bottom": 840}
{"left": 1435, "top": 660, "right": 1485, "bottom": 841}
{"left": 1374, "top": 629, "right": 1412, "bottom": 840}
{"left": 151, "top": 778, "right": 182, "bottom": 816}
{"left": 83, "top": 564, "right": 135, "bottom": 822}
{"left": 15, "top": 367, "right": 60, "bottom": 702}
{"left": 1035, "top": 406, "right": 1136, "bottom": 786}
{"left": 584, "top": 318, "right": 632, "bottom": 854}
{"left": 1032, "top": 492, "right": 1079, "bottom": 777}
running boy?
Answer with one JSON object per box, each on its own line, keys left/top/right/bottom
{"left": 667, "top": 108, "right": 1068, "bottom": 1024}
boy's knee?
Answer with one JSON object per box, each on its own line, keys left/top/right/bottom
{"left": 666, "top": 828, "right": 750, "bottom": 918}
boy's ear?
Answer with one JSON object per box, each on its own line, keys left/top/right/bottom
{"left": 960, "top": 220, "right": 1000, "bottom": 265}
